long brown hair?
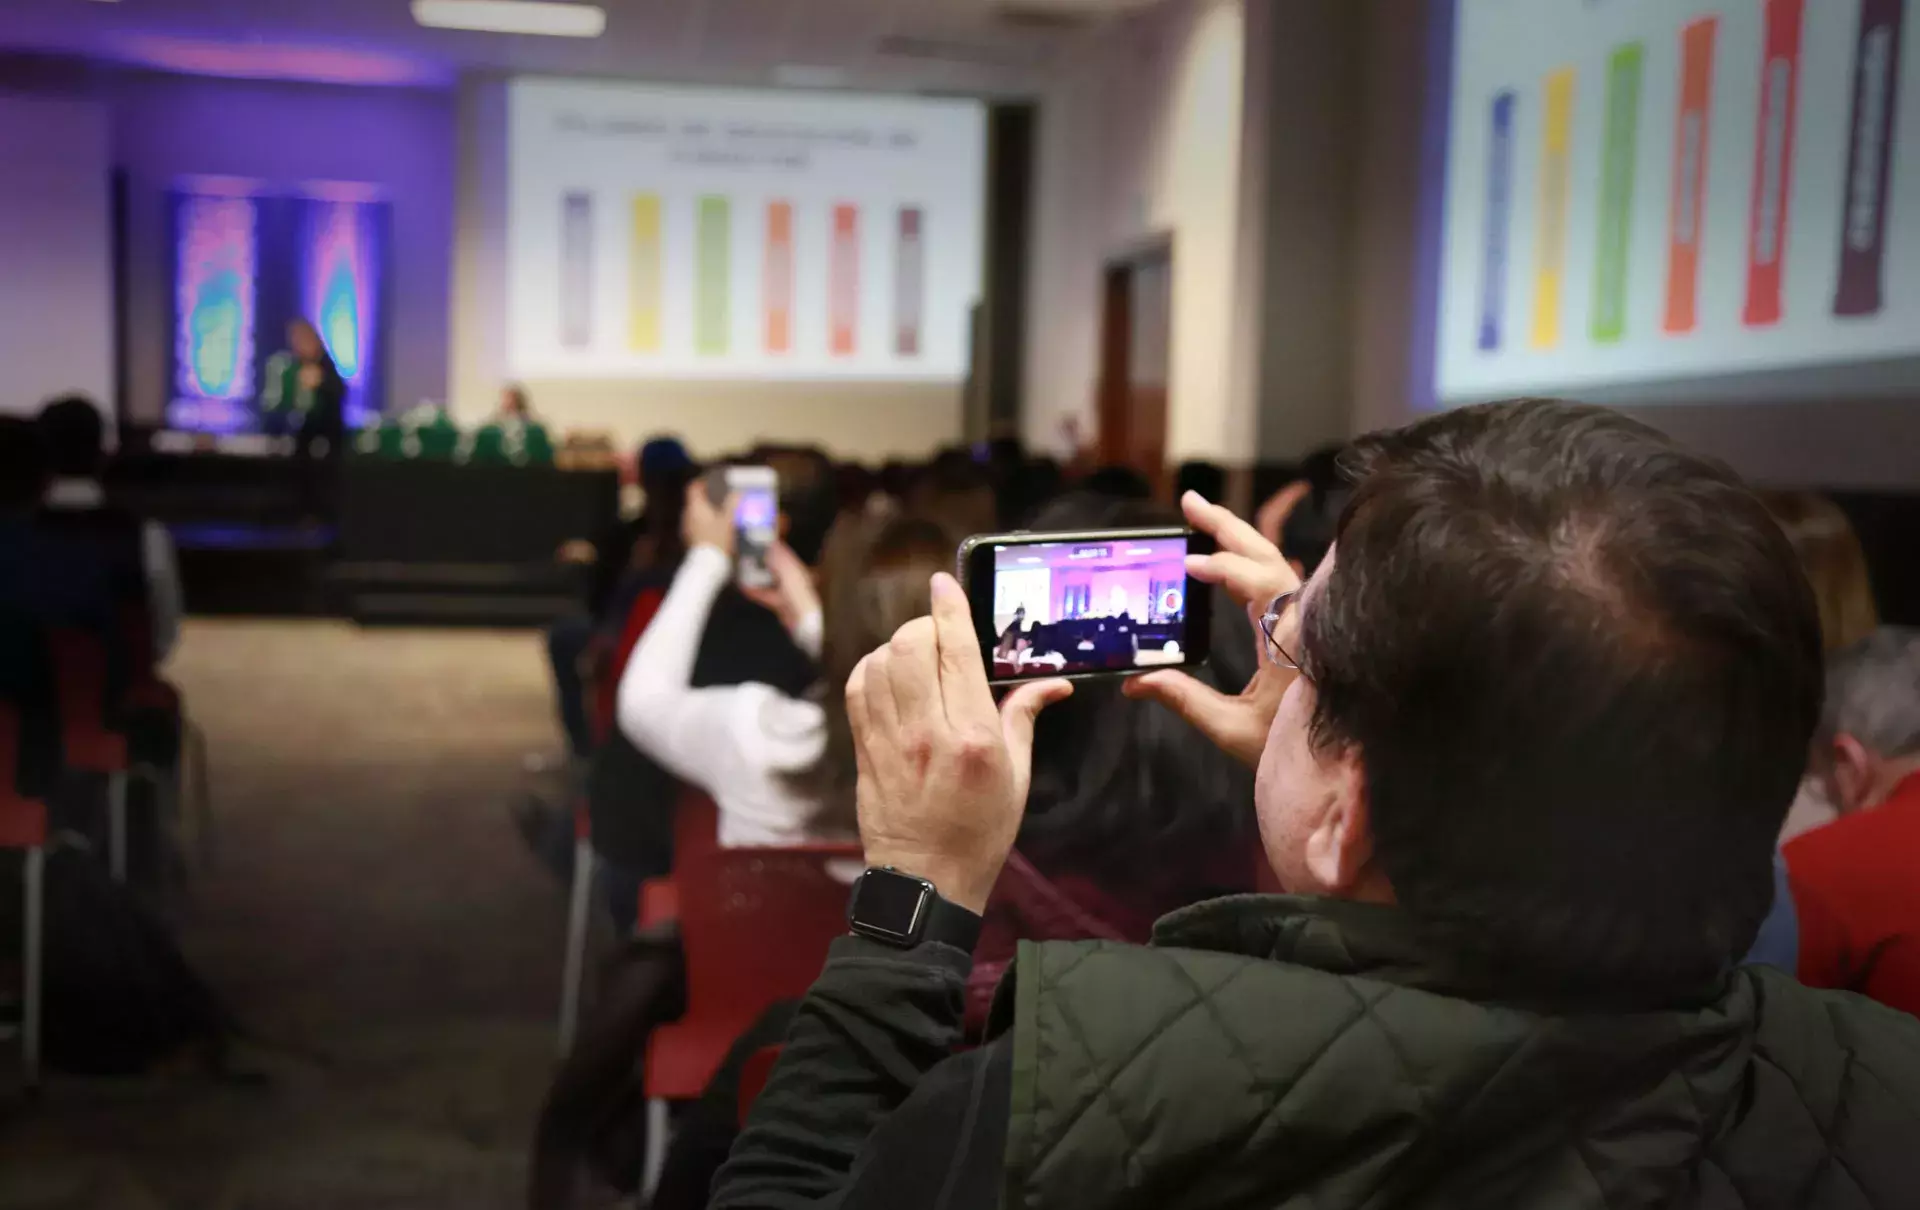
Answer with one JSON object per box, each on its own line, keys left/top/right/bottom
{"left": 789, "top": 516, "right": 956, "bottom": 833}
{"left": 1759, "top": 490, "right": 1880, "bottom": 653}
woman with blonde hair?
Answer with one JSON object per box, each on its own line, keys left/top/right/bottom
{"left": 1759, "top": 490, "right": 1880, "bottom": 653}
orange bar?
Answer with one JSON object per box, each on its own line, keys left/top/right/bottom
{"left": 830, "top": 204, "right": 858, "bottom": 357}
{"left": 1664, "top": 17, "right": 1718, "bottom": 334}
{"left": 765, "top": 201, "right": 793, "bottom": 354}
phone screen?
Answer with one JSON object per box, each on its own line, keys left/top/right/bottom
{"left": 986, "top": 535, "right": 1195, "bottom": 680}
{"left": 734, "top": 485, "right": 778, "bottom": 582}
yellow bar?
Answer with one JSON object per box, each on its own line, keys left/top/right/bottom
{"left": 1532, "top": 68, "right": 1575, "bottom": 349}
{"left": 629, "top": 194, "right": 661, "bottom": 352}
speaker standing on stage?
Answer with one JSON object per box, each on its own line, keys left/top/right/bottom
{"left": 262, "top": 318, "right": 347, "bottom": 455}
{"left": 262, "top": 318, "right": 347, "bottom": 520}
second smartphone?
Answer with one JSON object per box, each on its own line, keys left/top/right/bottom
{"left": 706, "top": 465, "right": 779, "bottom": 589}
{"left": 956, "top": 526, "right": 1213, "bottom": 685}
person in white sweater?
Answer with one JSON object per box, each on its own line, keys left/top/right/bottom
{"left": 616, "top": 480, "right": 956, "bottom": 853}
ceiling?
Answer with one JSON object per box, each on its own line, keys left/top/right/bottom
{"left": 0, "top": 0, "right": 1140, "bottom": 95}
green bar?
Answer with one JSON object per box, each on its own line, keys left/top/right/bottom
{"left": 696, "top": 195, "right": 731, "bottom": 355}
{"left": 1592, "top": 42, "right": 1643, "bottom": 343}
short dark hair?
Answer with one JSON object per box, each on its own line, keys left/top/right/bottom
{"left": 36, "top": 394, "right": 107, "bottom": 478}
{"left": 1303, "top": 399, "right": 1823, "bottom": 992}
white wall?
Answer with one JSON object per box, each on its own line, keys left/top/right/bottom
{"left": 1023, "top": 0, "right": 1248, "bottom": 463}
{"left": 448, "top": 76, "right": 965, "bottom": 462}
{"left": 0, "top": 94, "right": 113, "bottom": 416}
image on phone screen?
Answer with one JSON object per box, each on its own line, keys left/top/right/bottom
{"left": 987, "top": 536, "right": 1192, "bottom": 679}
{"left": 735, "top": 486, "right": 778, "bottom": 577}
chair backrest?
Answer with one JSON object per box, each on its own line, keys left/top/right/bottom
{"left": 672, "top": 790, "right": 720, "bottom": 865}
{"left": 0, "top": 700, "right": 48, "bottom": 847}
{"left": 0, "top": 613, "right": 60, "bottom": 799}
{"left": 47, "top": 627, "right": 111, "bottom": 732}
{"left": 675, "top": 840, "right": 862, "bottom": 1021}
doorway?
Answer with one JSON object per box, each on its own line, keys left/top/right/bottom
{"left": 1096, "top": 239, "right": 1173, "bottom": 496}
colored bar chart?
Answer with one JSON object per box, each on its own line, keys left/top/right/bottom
{"left": 1664, "top": 17, "right": 1718, "bottom": 336}
{"left": 1478, "top": 91, "right": 1517, "bottom": 352}
{"left": 1744, "top": 0, "right": 1805, "bottom": 328}
{"left": 1592, "top": 43, "right": 1643, "bottom": 344}
{"left": 830, "top": 204, "right": 859, "bottom": 357}
{"left": 629, "top": 194, "right": 662, "bottom": 352}
{"left": 696, "top": 195, "right": 730, "bottom": 356}
{"left": 895, "top": 207, "right": 924, "bottom": 357}
{"left": 1531, "top": 68, "right": 1575, "bottom": 349}
{"left": 1835, "top": 0, "right": 1905, "bottom": 318}
{"left": 560, "top": 192, "right": 593, "bottom": 349}
{"left": 765, "top": 201, "right": 793, "bottom": 354}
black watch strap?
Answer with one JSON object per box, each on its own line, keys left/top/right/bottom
{"left": 847, "top": 866, "right": 983, "bottom": 952}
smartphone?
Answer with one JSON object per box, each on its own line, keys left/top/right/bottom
{"left": 719, "top": 465, "right": 778, "bottom": 589}
{"left": 957, "top": 527, "right": 1213, "bottom": 685}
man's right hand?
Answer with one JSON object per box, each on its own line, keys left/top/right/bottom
{"left": 1124, "top": 491, "right": 1302, "bottom": 769}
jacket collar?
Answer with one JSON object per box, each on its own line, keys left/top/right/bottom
{"left": 1151, "top": 894, "right": 1729, "bottom": 1014}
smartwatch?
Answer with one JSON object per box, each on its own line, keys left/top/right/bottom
{"left": 847, "top": 867, "right": 983, "bottom": 951}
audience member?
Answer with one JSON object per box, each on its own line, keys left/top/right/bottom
{"left": 615, "top": 492, "right": 941, "bottom": 851}
{"left": 1764, "top": 490, "right": 1884, "bottom": 841}
{"left": 1785, "top": 628, "right": 1920, "bottom": 1015}
{"left": 644, "top": 492, "right": 1261, "bottom": 1208}
{"left": 545, "top": 435, "right": 696, "bottom": 761}
{"left": 463, "top": 383, "right": 556, "bottom": 467}
{"left": 903, "top": 447, "right": 998, "bottom": 541}
{"left": 35, "top": 395, "right": 181, "bottom": 664}
{"left": 1761, "top": 489, "right": 1881, "bottom": 652}
{"left": 1077, "top": 464, "right": 1152, "bottom": 501}
{"left": 712, "top": 399, "right": 1920, "bottom": 1208}
{"left": 532, "top": 504, "right": 947, "bottom": 1206}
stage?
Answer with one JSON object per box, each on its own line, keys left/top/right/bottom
{"left": 112, "top": 443, "right": 621, "bottom": 624}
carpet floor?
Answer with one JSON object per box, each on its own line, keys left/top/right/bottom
{"left": 0, "top": 620, "right": 573, "bottom": 1210}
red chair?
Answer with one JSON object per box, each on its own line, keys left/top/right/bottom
{"left": 635, "top": 793, "right": 720, "bottom": 931}
{"left": 0, "top": 702, "right": 48, "bottom": 1089}
{"left": 46, "top": 628, "right": 134, "bottom": 882}
{"left": 640, "top": 838, "right": 861, "bottom": 1193}
{"left": 556, "top": 792, "right": 720, "bottom": 1055}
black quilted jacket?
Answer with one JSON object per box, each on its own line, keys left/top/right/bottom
{"left": 711, "top": 896, "right": 1920, "bottom": 1210}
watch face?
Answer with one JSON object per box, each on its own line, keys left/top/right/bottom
{"left": 849, "top": 868, "right": 932, "bottom": 945}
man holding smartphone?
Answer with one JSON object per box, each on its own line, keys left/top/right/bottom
{"left": 709, "top": 400, "right": 1920, "bottom": 1208}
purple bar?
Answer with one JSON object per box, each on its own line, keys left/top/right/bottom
{"left": 1478, "top": 91, "right": 1517, "bottom": 351}
{"left": 1835, "top": 0, "right": 1904, "bottom": 317}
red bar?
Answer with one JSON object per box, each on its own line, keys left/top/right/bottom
{"left": 1744, "top": 0, "right": 1804, "bottom": 328}
{"left": 830, "top": 204, "right": 858, "bottom": 357}
{"left": 1664, "top": 17, "right": 1718, "bottom": 335}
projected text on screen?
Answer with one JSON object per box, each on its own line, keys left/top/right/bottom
{"left": 507, "top": 79, "right": 986, "bottom": 382}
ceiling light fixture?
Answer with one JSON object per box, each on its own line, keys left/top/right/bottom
{"left": 411, "top": 0, "right": 606, "bottom": 38}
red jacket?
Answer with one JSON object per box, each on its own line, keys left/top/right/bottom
{"left": 1785, "top": 770, "right": 1920, "bottom": 1016}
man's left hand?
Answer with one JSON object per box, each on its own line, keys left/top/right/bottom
{"left": 846, "top": 573, "right": 1071, "bottom": 914}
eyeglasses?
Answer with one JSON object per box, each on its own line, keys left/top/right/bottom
{"left": 1258, "top": 589, "right": 1303, "bottom": 670}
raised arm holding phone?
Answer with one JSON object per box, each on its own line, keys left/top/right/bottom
{"left": 713, "top": 400, "right": 1920, "bottom": 1210}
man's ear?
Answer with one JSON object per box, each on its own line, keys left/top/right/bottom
{"left": 1830, "top": 733, "right": 1876, "bottom": 814}
{"left": 1302, "top": 751, "right": 1374, "bottom": 894}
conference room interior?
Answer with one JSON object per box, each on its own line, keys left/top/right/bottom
{"left": 2, "top": 0, "right": 1918, "bottom": 1205}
